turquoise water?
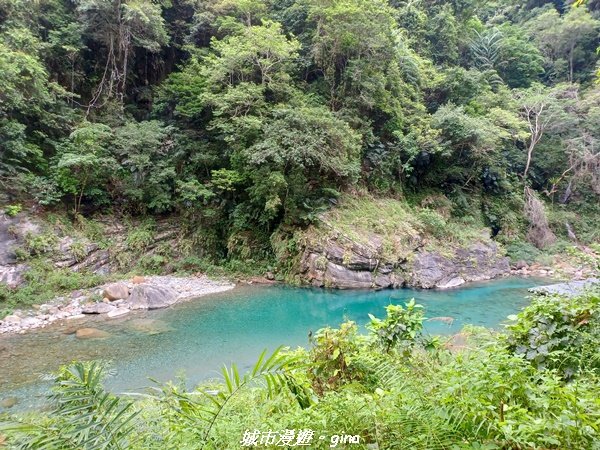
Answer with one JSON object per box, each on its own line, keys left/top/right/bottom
{"left": 0, "top": 277, "right": 547, "bottom": 409}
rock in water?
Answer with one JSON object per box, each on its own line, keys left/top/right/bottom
{"left": 128, "top": 318, "right": 173, "bottom": 335}
{"left": 428, "top": 316, "right": 455, "bottom": 325}
{"left": 75, "top": 328, "right": 111, "bottom": 339}
{"left": 127, "top": 284, "right": 178, "bottom": 310}
{"left": 0, "top": 397, "right": 18, "bottom": 408}
{"left": 102, "top": 282, "right": 130, "bottom": 301}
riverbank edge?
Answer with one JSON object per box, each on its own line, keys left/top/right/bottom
{"left": 0, "top": 274, "right": 235, "bottom": 335}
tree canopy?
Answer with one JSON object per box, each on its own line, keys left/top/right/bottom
{"left": 1, "top": 0, "right": 599, "bottom": 255}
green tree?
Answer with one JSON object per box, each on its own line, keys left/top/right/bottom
{"left": 76, "top": 0, "right": 169, "bottom": 110}
{"left": 53, "top": 122, "right": 117, "bottom": 214}
{"left": 112, "top": 120, "right": 179, "bottom": 213}
{"left": 0, "top": 29, "right": 65, "bottom": 178}
{"left": 527, "top": 6, "right": 599, "bottom": 82}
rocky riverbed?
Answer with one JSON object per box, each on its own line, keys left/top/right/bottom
{"left": 0, "top": 275, "right": 235, "bottom": 335}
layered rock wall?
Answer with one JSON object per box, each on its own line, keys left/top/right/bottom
{"left": 300, "top": 235, "right": 509, "bottom": 289}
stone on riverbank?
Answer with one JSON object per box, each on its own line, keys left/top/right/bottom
{"left": 128, "top": 284, "right": 178, "bottom": 310}
{"left": 529, "top": 278, "right": 599, "bottom": 297}
{"left": 2, "top": 315, "right": 21, "bottom": 325}
{"left": 1, "top": 275, "right": 235, "bottom": 335}
{"left": 107, "top": 307, "right": 130, "bottom": 318}
{"left": 301, "top": 237, "right": 509, "bottom": 289}
{"left": 82, "top": 303, "right": 116, "bottom": 314}
{"left": 102, "top": 282, "right": 130, "bottom": 301}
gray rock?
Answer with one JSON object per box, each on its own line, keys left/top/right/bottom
{"left": 102, "top": 282, "right": 130, "bottom": 301}
{"left": 410, "top": 243, "right": 509, "bottom": 289}
{"left": 323, "top": 261, "right": 373, "bottom": 289}
{"left": 513, "top": 260, "right": 528, "bottom": 270}
{"left": 437, "top": 277, "right": 465, "bottom": 289}
{"left": 2, "top": 315, "right": 21, "bottom": 325}
{"left": 127, "top": 284, "right": 178, "bottom": 310}
{"left": 20, "top": 317, "right": 42, "bottom": 328}
{"left": 107, "top": 307, "right": 130, "bottom": 318}
{"left": 301, "top": 231, "right": 509, "bottom": 290}
{"left": 428, "top": 316, "right": 455, "bottom": 325}
{"left": 0, "top": 264, "right": 28, "bottom": 288}
{"left": 82, "top": 303, "right": 116, "bottom": 314}
{"left": 529, "top": 278, "right": 599, "bottom": 297}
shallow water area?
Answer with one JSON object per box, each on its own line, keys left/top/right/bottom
{"left": 0, "top": 277, "right": 550, "bottom": 410}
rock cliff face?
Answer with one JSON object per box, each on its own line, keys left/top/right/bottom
{"left": 300, "top": 235, "right": 509, "bottom": 290}
{"left": 0, "top": 214, "right": 37, "bottom": 287}
{"left": 0, "top": 213, "right": 181, "bottom": 288}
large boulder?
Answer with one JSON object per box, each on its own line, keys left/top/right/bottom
{"left": 102, "top": 282, "right": 130, "bottom": 301}
{"left": 127, "top": 284, "right": 178, "bottom": 310}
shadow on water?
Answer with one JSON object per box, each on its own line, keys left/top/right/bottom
{"left": 0, "top": 276, "right": 551, "bottom": 411}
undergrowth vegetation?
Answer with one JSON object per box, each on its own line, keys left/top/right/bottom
{"left": 3, "top": 289, "right": 600, "bottom": 449}
{"left": 305, "top": 194, "right": 490, "bottom": 262}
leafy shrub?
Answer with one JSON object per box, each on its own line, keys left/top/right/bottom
{"left": 416, "top": 208, "right": 447, "bottom": 239}
{"left": 3, "top": 204, "right": 22, "bottom": 217}
{"left": 308, "top": 321, "right": 364, "bottom": 394}
{"left": 505, "top": 289, "right": 600, "bottom": 378}
{"left": 2, "top": 361, "right": 139, "bottom": 448}
{"left": 0, "top": 260, "right": 104, "bottom": 311}
{"left": 368, "top": 299, "right": 426, "bottom": 354}
{"left": 505, "top": 240, "right": 541, "bottom": 263}
{"left": 126, "top": 222, "right": 155, "bottom": 253}
{"left": 139, "top": 254, "right": 167, "bottom": 273}
{"left": 22, "top": 231, "right": 58, "bottom": 257}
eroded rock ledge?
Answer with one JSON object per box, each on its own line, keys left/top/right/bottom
{"left": 300, "top": 236, "right": 510, "bottom": 290}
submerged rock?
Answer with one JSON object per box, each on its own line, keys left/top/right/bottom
{"left": 75, "top": 328, "right": 111, "bottom": 339}
{"left": 428, "top": 316, "right": 455, "bottom": 325}
{"left": 0, "top": 397, "right": 18, "bottom": 408}
{"left": 127, "top": 284, "right": 178, "bottom": 310}
{"left": 128, "top": 318, "right": 173, "bottom": 335}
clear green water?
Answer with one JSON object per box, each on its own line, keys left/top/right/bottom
{"left": 0, "top": 277, "right": 547, "bottom": 409}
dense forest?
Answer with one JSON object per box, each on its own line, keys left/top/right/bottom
{"left": 2, "top": 1, "right": 600, "bottom": 449}
{"left": 1, "top": 0, "right": 599, "bottom": 266}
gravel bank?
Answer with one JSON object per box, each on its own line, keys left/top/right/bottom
{"left": 0, "top": 275, "right": 235, "bottom": 335}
